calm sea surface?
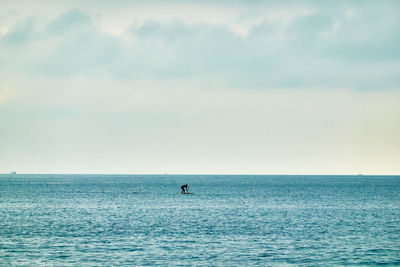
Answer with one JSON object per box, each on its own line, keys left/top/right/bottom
{"left": 0, "top": 175, "right": 399, "bottom": 266}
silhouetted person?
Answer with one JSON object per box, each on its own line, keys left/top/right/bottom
{"left": 181, "top": 184, "right": 188, "bottom": 193}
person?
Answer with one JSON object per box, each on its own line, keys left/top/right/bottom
{"left": 181, "top": 184, "right": 189, "bottom": 193}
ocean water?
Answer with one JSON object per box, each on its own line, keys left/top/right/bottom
{"left": 0, "top": 175, "right": 399, "bottom": 266}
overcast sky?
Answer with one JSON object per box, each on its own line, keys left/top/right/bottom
{"left": 1, "top": 0, "right": 399, "bottom": 174}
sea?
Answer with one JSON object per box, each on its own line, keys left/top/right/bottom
{"left": 0, "top": 174, "right": 399, "bottom": 266}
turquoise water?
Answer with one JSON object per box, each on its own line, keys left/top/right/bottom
{"left": 0, "top": 175, "right": 399, "bottom": 266}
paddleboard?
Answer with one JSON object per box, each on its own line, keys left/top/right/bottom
{"left": 181, "top": 192, "right": 194, "bottom": 194}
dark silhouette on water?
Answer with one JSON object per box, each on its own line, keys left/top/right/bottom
{"left": 181, "top": 184, "right": 189, "bottom": 193}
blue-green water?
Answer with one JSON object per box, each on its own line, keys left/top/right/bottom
{"left": 1, "top": 175, "right": 399, "bottom": 266}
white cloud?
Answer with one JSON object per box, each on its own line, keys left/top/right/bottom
{"left": 2, "top": 3, "right": 399, "bottom": 88}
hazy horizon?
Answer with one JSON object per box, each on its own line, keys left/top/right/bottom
{"left": 2, "top": 173, "right": 399, "bottom": 176}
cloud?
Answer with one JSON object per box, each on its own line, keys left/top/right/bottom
{"left": 45, "top": 9, "right": 91, "bottom": 35}
{"left": 1, "top": 2, "right": 399, "bottom": 89}
{"left": 1, "top": 18, "right": 36, "bottom": 45}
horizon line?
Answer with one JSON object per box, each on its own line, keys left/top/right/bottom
{"left": 1, "top": 173, "right": 399, "bottom": 176}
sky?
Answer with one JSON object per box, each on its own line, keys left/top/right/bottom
{"left": 0, "top": 0, "right": 399, "bottom": 174}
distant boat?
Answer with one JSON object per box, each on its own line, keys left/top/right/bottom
{"left": 10, "top": 171, "right": 16, "bottom": 174}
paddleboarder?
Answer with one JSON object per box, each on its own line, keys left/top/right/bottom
{"left": 181, "top": 184, "right": 189, "bottom": 193}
